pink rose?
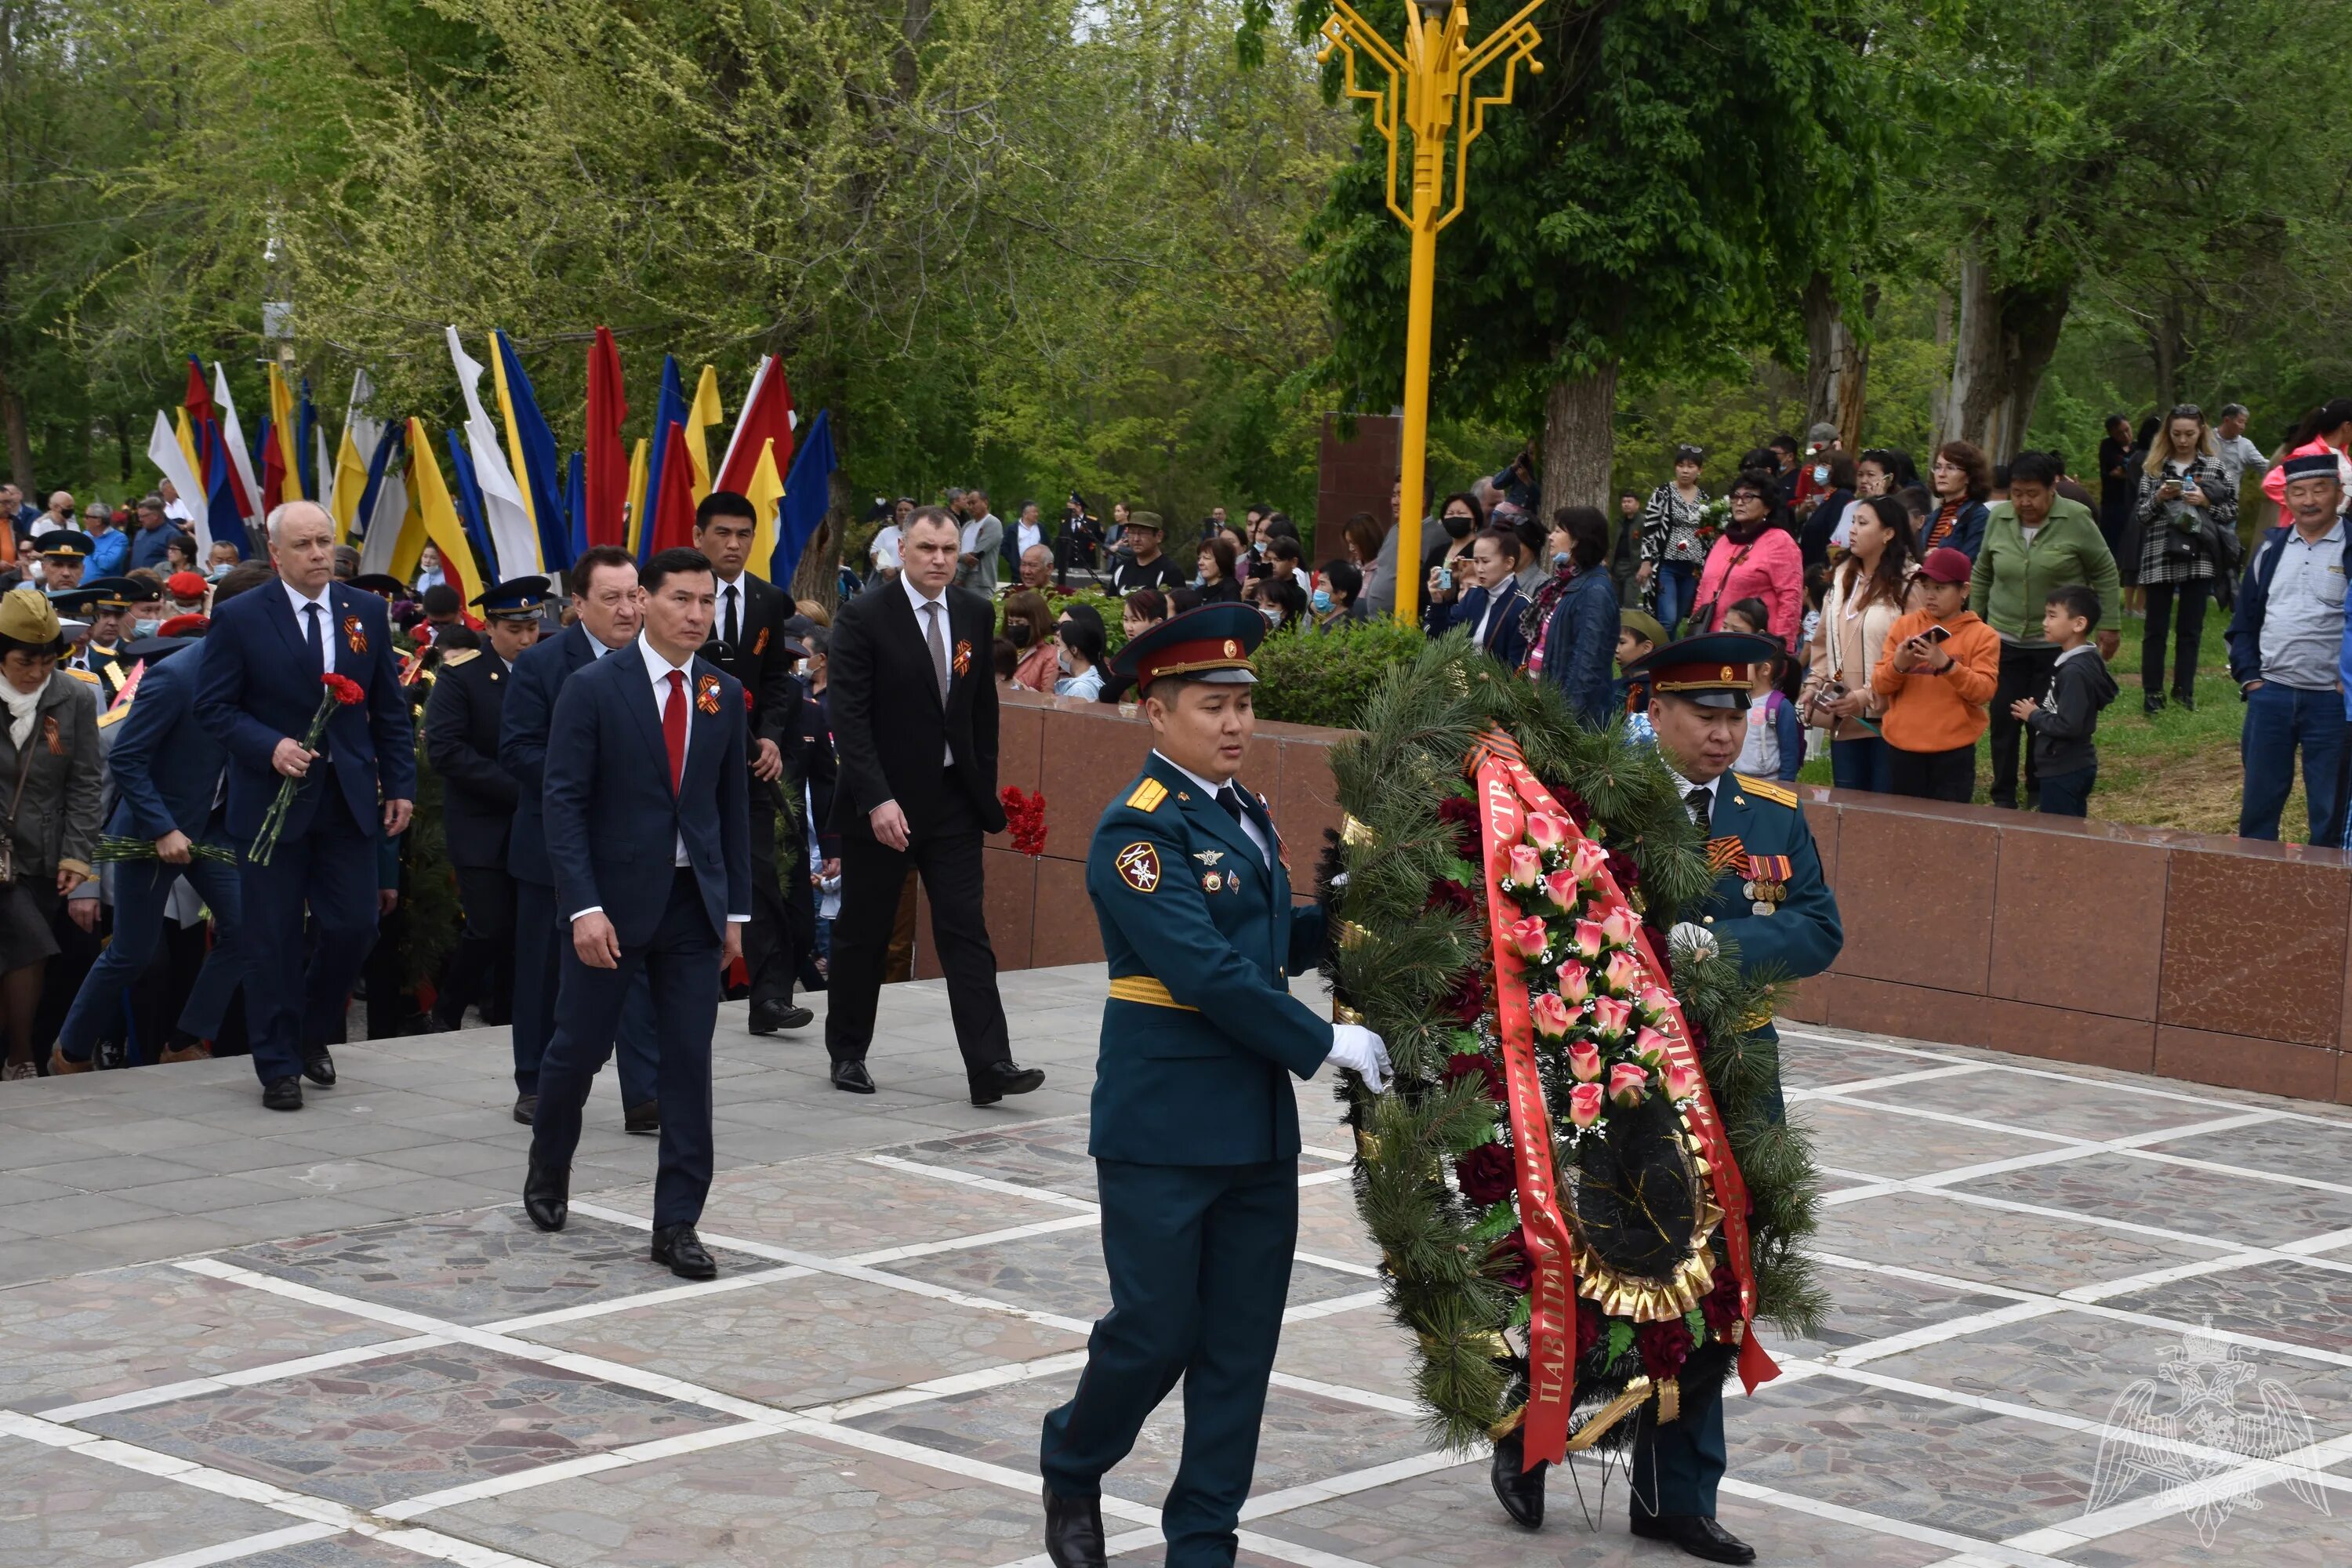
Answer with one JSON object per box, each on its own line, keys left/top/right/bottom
{"left": 1541, "top": 868, "right": 1583, "bottom": 911}
{"left": 1556, "top": 967, "right": 1594, "bottom": 1005}
{"left": 1599, "top": 908, "right": 1640, "bottom": 948}
{"left": 1506, "top": 916, "right": 1551, "bottom": 960}
{"left": 1506, "top": 844, "right": 1544, "bottom": 887}
{"left": 1529, "top": 990, "right": 1574, "bottom": 1040}
{"left": 1572, "top": 920, "right": 1608, "bottom": 960}
{"left": 1666, "top": 1062, "right": 1700, "bottom": 1102}
{"left": 1525, "top": 811, "right": 1569, "bottom": 852}
{"left": 1567, "top": 1041, "right": 1602, "bottom": 1083}
{"left": 1588, "top": 995, "right": 1632, "bottom": 1040}
{"left": 1602, "top": 951, "right": 1644, "bottom": 996}
{"left": 1568, "top": 1082, "right": 1604, "bottom": 1128}
{"left": 1569, "top": 837, "right": 1610, "bottom": 884}
{"left": 1609, "top": 1062, "right": 1649, "bottom": 1107}
{"left": 1637, "top": 985, "right": 1675, "bottom": 1022}
{"left": 1632, "top": 1028, "right": 1671, "bottom": 1069}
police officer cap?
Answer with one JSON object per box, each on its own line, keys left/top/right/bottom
{"left": 77, "top": 575, "right": 161, "bottom": 611}
{"left": 470, "top": 575, "right": 553, "bottom": 620}
{"left": 37, "top": 530, "right": 94, "bottom": 561}
{"left": 1622, "top": 630, "right": 1778, "bottom": 710}
{"left": 121, "top": 635, "right": 202, "bottom": 663}
{"left": 350, "top": 572, "right": 408, "bottom": 599}
{"left": 1110, "top": 603, "right": 1263, "bottom": 694}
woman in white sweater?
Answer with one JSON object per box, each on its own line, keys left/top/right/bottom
{"left": 1800, "top": 495, "right": 1920, "bottom": 793}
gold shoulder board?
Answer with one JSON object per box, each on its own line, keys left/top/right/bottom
{"left": 1735, "top": 774, "right": 1798, "bottom": 809}
{"left": 441, "top": 648, "right": 481, "bottom": 668}
{"left": 1124, "top": 778, "right": 1167, "bottom": 813}
{"left": 96, "top": 700, "right": 131, "bottom": 728}
{"left": 64, "top": 666, "right": 99, "bottom": 685}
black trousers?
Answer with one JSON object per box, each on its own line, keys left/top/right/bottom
{"left": 440, "top": 864, "right": 517, "bottom": 1025}
{"left": 2141, "top": 579, "right": 2208, "bottom": 701}
{"left": 740, "top": 777, "right": 797, "bottom": 1008}
{"left": 1987, "top": 642, "right": 2060, "bottom": 808}
{"left": 825, "top": 786, "right": 1011, "bottom": 1083}
{"left": 1887, "top": 742, "right": 1976, "bottom": 803}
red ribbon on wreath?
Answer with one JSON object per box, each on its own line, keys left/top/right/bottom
{"left": 999, "top": 786, "right": 1048, "bottom": 857}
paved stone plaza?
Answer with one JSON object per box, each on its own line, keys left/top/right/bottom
{"left": 2, "top": 962, "right": 2350, "bottom": 1568}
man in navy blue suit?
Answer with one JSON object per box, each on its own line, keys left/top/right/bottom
{"left": 194, "top": 502, "right": 416, "bottom": 1110}
{"left": 524, "top": 546, "right": 752, "bottom": 1281}
{"left": 496, "top": 543, "right": 659, "bottom": 1130}
{"left": 48, "top": 563, "right": 276, "bottom": 1078}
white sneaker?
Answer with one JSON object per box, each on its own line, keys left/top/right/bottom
{"left": 2, "top": 1062, "right": 35, "bottom": 1080}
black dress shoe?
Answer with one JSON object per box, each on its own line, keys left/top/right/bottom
{"left": 512, "top": 1094, "right": 537, "bottom": 1127}
{"left": 832, "top": 1061, "right": 876, "bottom": 1094}
{"left": 1490, "top": 1431, "right": 1546, "bottom": 1528}
{"left": 624, "top": 1101, "right": 660, "bottom": 1134}
{"left": 1632, "top": 1513, "right": 1756, "bottom": 1564}
{"left": 524, "top": 1160, "right": 569, "bottom": 1232}
{"left": 971, "top": 1061, "right": 1046, "bottom": 1105}
{"left": 2172, "top": 688, "right": 2196, "bottom": 712}
{"left": 1043, "top": 1486, "right": 1107, "bottom": 1568}
{"left": 301, "top": 1049, "right": 336, "bottom": 1087}
{"left": 650, "top": 1222, "right": 717, "bottom": 1279}
{"left": 2143, "top": 692, "right": 2165, "bottom": 715}
{"left": 748, "top": 999, "right": 815, "bottom": 1035}
{"left": 262, "top": 1076, "right": 303, "bottom": 1112}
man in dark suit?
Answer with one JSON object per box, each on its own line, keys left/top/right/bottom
{"left": 523, "top": 546, "right": 751, "bottom": 1282}
{"left": 48, "top": 565, "right": 275, "bottom": 1078}
{"left": 824, "top": 505, "right": 1044, "bottom": 1103}
{"left": 193, "top": 502, "right": 414, "bottom": 1110}
{"left": 423, "top": 576, "right": 547, "bottom": 1031}
{"left": 1443, "top": 527, "right": 1530, "bottom": 666}
{"left": 691, "top": 492, "right": 813, "bottom": 1034}
{"left": 498, "top": 545, "right": 659, "bottom": 1129}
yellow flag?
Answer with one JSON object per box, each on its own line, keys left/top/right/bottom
{"left": 685, "top": 365, "right": 723, "bottom": 503}
{"left": 624, "top": 437, "right": 650, "bottom": 557}
{"left": 173, "top": 409, "right": 201, "bottom": 485}
{"left": 491, "top": 343, "right": 536, "bottom": 528}
{"left": 267, "top": 364, "right": 303, "bottom": 503}
{"left": 746, "top": 438, "right": 784, "bottom": 575}
{"left": 401, "top": 418, "right": 479, "bottom": 604}
{"left": 329, "top": 427, "right": 371, "bottom": 543}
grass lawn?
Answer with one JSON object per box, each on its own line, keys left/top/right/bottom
{"left": 1794, "top": 606, "right": 2310, "bottom": 840}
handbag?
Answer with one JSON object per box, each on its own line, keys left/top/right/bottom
{"left": 0, "top": 726, "right": 40, "bottom": 887}
{"left": 1690, "top": 538, "right": 1759, "bottom": 631}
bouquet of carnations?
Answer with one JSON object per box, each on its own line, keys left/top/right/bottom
{"left": 92, "top": 836, "right": 238, "bottom": 866}
{"left": 250, "top": 673, "right": 368, "bottom": 866}
{"left": 999, "top": 786, "right": 1048, "bottom": 857}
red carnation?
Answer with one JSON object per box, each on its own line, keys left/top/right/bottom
{"left": 1604, "top": 848, "right": 1640, "bottom": 892}
{"left": 1423, "top": 878, "right": 1477, "bottom": 916}
{"left": 1443, "top": 969, "right": 1487, "bottom": 1025}
{"left": 1551, "top": 786, "right": 1592, "bottom": 828}
{"left": 1454, "top": 1141, "right": 1516, "bottom": 1206}
{"left": 1441, "top": 1051, "right": 1505, "bottom": 1102}
{"left": 1575, "top": 1297, "right": 1604, "bottom": 1362}
{"left": 321, "top": 673, "right": 365, "bottom": 706}
{"left": 743, "top": 688, "right": 755, "bottom": 713}
{"left": 1700, "top": 1264, "right": 1743, "bottom": 1337}
{"left": 1434, "top": 793, "right": 1481, "bottom": 856}
{"left": 998, "top": 786, "right": 1049, "bottom": 858}
{"left": 1488, "top": 1231, "right": 1532, "bottom": 1294}
{"left": 1636, "top": 1318, "right": 1693, "bottom": 1381}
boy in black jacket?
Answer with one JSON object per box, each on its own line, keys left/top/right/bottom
{"left": 2009, "top": 584, "right": 2116, "bottom": 817}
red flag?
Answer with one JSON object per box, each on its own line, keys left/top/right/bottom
{"left": 183, "top": 358, "right": 213, "bottom": 423}
{"left": 648, "top": 419, "right": 699, "bottom": 555}
{"left": 583, "top": 326, "right": 629, "bottom": 547}
{"left": 716, "top": 356, "right": 794, "bottom": 496}
{"left": 258, "top": 417, "right": 288, "bottom": 511}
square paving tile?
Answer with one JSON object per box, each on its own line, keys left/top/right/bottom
{"left": 1945, "top": 1153, "right": 2352, "bottom": 1248}
{"left": 230, "top": 1536, "right": 432, "bottom": 1568}
{"left": 882, "top": 1122, "right": 1103, "bottom": 1200}
{"left": 78, "top": 1341, "right": 738, "bottom": 1507}
{"left": 1730, "top": 1371, "right": 2103, "bottom": 1540}
{"left": 2060, "top": 1475, "right": 2352, "bottom": 1566}
{"left": 844, "top": 1369, "right": 1435, "bottom": 1512}
{"left": 2136, "top": 1115, "right": 2352, "bottom": 1181}
{"left": 1798, "top": 1097, "right": 2063, "bottom": 1180}
{"left": 225, "top": 1207, "right": 760, "bottom": 1326}
{"left": 875, "top": 1229, "right": 1370, "bottom": 1323}
{"left": 1812, "top": 1192, "right": 2235, "bottom": 1298}
{"left": 1293, "top": 1179, "right": 1376, "bottom": 1269}
{"left": 2096, "top": 1260, "right": 2352, "bottom": 1357}
{"left": 1777, "top": 1034, "right": 1940, "bottom": 1090}
{"left": 0, "top": 1438, "right": 293, "bottom": 1568}
{"left": 1840, "top": 1071, "right": 2224, "bottom": 1142}
{"left": 430, "top": 1425, "right": 1040, "bottom": 1566}
{"left": 0, "top": 1262, "right": 394, "bottom": 1413}
{"left": 1756, "top": 1260, "right": 2020, "bottom": 1364}
{"left": 1248, "top": 1456, "right": 1955, "bottom": 1567}
{"left": 514, "top": 1270, "right": 1085, "bottom": 1410}
{"left": 580, "top": 1155, "right": 1080, "bottom": 1261}
{"left": 1272, "top": 1301, "right": 1417, "bottom": 1396}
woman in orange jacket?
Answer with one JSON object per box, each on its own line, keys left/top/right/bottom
{"left": 1872, "top": 545, "right": 2001, "bottom": 802}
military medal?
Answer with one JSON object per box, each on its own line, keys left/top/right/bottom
{"left": 1744, "top": 852, "right": 1791, "bottom": 916}
{"left": 1203, "top": 871, "right": 1223, "bottom": 891}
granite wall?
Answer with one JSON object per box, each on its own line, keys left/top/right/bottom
{"left": 908, "top": 690, "right": 2352, "bottom": 1108}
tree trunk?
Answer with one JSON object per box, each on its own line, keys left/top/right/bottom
{"left": 0, "top": 379, "right": 28, "bottom": 492}
{"left": 114, "top": 412, "right": 132, "bottom": 483}
{"left": 1540, "top": 361, "right": 1617, "bottom": 521}
{"left": 1802, "top": 274, "right": 1872, "bottom": 453}
{"left": 2149, "top": 296, "right": 2187, "bottom": 410}
{"left": 1937, "top": 246, "right": 2071, "bottom": 463}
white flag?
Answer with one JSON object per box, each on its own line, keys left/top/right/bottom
{"left": 211, "top": 363, "right": 262, "bottom": 528}
{"left": 145, "top": 412, "right": 210, "bottom": 553}
{"left": 445, "top": 326, "right": 539, "bottom": 581}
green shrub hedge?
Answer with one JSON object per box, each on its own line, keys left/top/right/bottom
{"left": 1251, "top": 617, "right": 1432, "bottom": 730}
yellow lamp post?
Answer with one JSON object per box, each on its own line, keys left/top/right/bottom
{"left": 1317, "top": 0, "right": 1544, "bottom": 626}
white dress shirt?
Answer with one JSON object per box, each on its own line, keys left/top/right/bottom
{"left": 282, "top": 579, "right": 336, "bottom": 674}
{"left": 1156, "top": 751, "right": 1269, "bottom": 865}
{"left": 902, "top": 572, "right": 956, "bottom": 764}
{"left": 1662, "top": 761, "right": 1724, "bottom": 826}
{"left": 716, "top": 571, "right": 747, "bottom": 645}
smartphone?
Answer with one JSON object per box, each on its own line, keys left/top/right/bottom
{"left": 1435, "top": 567, "right": 1454, "bottom": 592}
{"left": 1919, "top": 624, "right": 1951, "bottom": 645}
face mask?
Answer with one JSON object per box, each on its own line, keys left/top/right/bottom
{"left": 1192, "top": 572, "right": 1205, "bottom": 586}
{"left": 207, "top": 564, "right": 230, "bottom": 582}
{"left": 1443, "top": 514, "right": 1475, "bottom": 539}
{"left": 1311, "top": 588, "right": 1332, "bottom": 614}
{"left": 1006, "top": 621, "right": 1032, "bottom": 648}
{"left": 1261, "top": 604, "right": 1282, "bottom": 625}
{"left": 1552, "top": 550, "right": 1571, "bottom": 571}
{"left": 1056, "top": 647, "right": 1073, "bottom": 675}
{"left": 131, "top": 619, "right": 159, "bottom": 640}
{"left": 1813, "top": 465, "right": 1830, "bottom": 484}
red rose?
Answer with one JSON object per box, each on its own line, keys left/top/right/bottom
{"left": 1575, "top": 1297, "right": 1604, "bottom": 1362}
{"left": 1423, "top": 878, "right": 1477, "bottom": 916}
{"left": 1636, "top": 1318, "right": 1693, "bottom": 1381}
{"left": 321, "top": 673, "right": 365, "bottom": 706}
{"left": 1488, "top": 1231, "right": 1532, "bottom": 1294}
{"left": 1454, "top": 1141, "right": 1516, "bottom": 1206}
{"left": 1604, "top": 848, "right": 1640, "bottom": 891}
{"left": 1700, "top": 1264, "right": 1743, "bottom": 1336}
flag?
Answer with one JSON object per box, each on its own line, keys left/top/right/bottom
{"left": 444, "top": 325, "right": 539, "bottom": 580}
{"left": 637, "top": 355, "right": 687, "bottom": 564}
{"left": 330, "top": 369, "right": 383, "bottom": 543}
{"left": 296, "top": 377, "right": 321, "bottom": 500}
{"left": 266, "top": 362, "right": 303, "bottom": 503}
{"left": 404, "top": 418, "right": 480, "bottom": 604}
{"left": 771, "top": 408, "right": 837, "bottom": 588}
{"left": 313, "top": 425, "right": 334, "bottom": 523}
{"left": 354, "top": 420, "right": 410, "bottom": 578}
{"left": 718, "top": 355, "right": 796, "bottom": 566}
{"left": 684, "top": 365, "right": 724, "bottom": 503}
{"left": 745, "top": 439, "right": 786, "bottom": 572}
{"left": 173, "top": 409, "right": 201, "bottom": 489}
{"left": 564, "top": 451, "right": 586, "bottom": 562}
{"left": 648, "top": 419, "right": 699, "bottom": 557}
{"left": 624, "top": 437, "right": 651, "bottom": 557}
{"left": 583, "top": 326, "right": 629, "bottom": 547}
{"left": 444, "top": 429, "right": 498, "bottom": 589}
{"left": 492, "top": 329, "right": 569, "bottom": 573}
{"left": 145, "top": 411, "right": 208, "bottom": 548}
{"left": 212, "top": 364, "right": 261, "bottom": 522}
{"left": 201, "top": 415, "right": 250, "bottom": 558}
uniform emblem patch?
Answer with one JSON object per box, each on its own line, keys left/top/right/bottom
{"left": 1114, "top": 841, "right": 1161, "bottom": 892}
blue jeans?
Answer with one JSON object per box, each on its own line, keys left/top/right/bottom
{"left": 2238, "top": 681, "right": 2350, "bottom": 848}
{"left": 1830, "top": 734, "right": 1892, "bottom": 793}
{"left": 2038, "top": 763, "right": 2097, "bottom": 818}
{"left": 1653, "top": 561, "right": 1699, "bottom": 635}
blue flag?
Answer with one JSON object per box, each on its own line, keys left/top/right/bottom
{"left": 564, "top": 451, "right": 586, "bottom": 564}
{"left": 494, "top": 329, "right": 571, "bottom": 573}
{"left": 771, "top": 408, "right": 837, "bottom": 588}
{"left": 203, "top": 418, "right": 250, "bottom": 558}
{"left": 353, "top": 419, "right": 406, "bottom": 546}
{"left": 444, "top": 430, "right": 497, "bottom": 590}
{"left": 296, "top": 377, "right": 321, "bottom": 499}
{"left": 637, "top": 355, "right": 687, "bottom": 565}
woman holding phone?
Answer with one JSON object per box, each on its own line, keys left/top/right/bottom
{"left": 2132, "top": 404, "right": 2234, "bottom": 714}
{"left": 1802, "top": 495, "right": 1919, "bottom": 793}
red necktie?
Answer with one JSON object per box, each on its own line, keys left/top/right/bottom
{"left": 663, "top": 670, "right": 688, "bottom": 794}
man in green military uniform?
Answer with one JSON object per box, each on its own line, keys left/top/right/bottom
{"left": 1490, "top": 630, "right": 1842, "bottom": 1564}
{"left": 1039, "top": 603, "right": 1391, "bottom": 1568}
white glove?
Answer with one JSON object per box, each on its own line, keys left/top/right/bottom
{"left": 1668, "top": 921, "right": 1719, "bottom": 960}
{"left": 1327, "top": 1022, "right": 1392, "bottom": 1094}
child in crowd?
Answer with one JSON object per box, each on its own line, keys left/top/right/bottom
{"left": 1721, "top": 599, "right": 1804, "bottom": 782}
{"left": 2009, "top": 584, "right": 2114, "bottom": 817}
{"left": 1616, "top": 608, "right": 1664, "bottom": 746}
{"left": 1873, "top": 546, "right": 2001, "bottom": 801}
